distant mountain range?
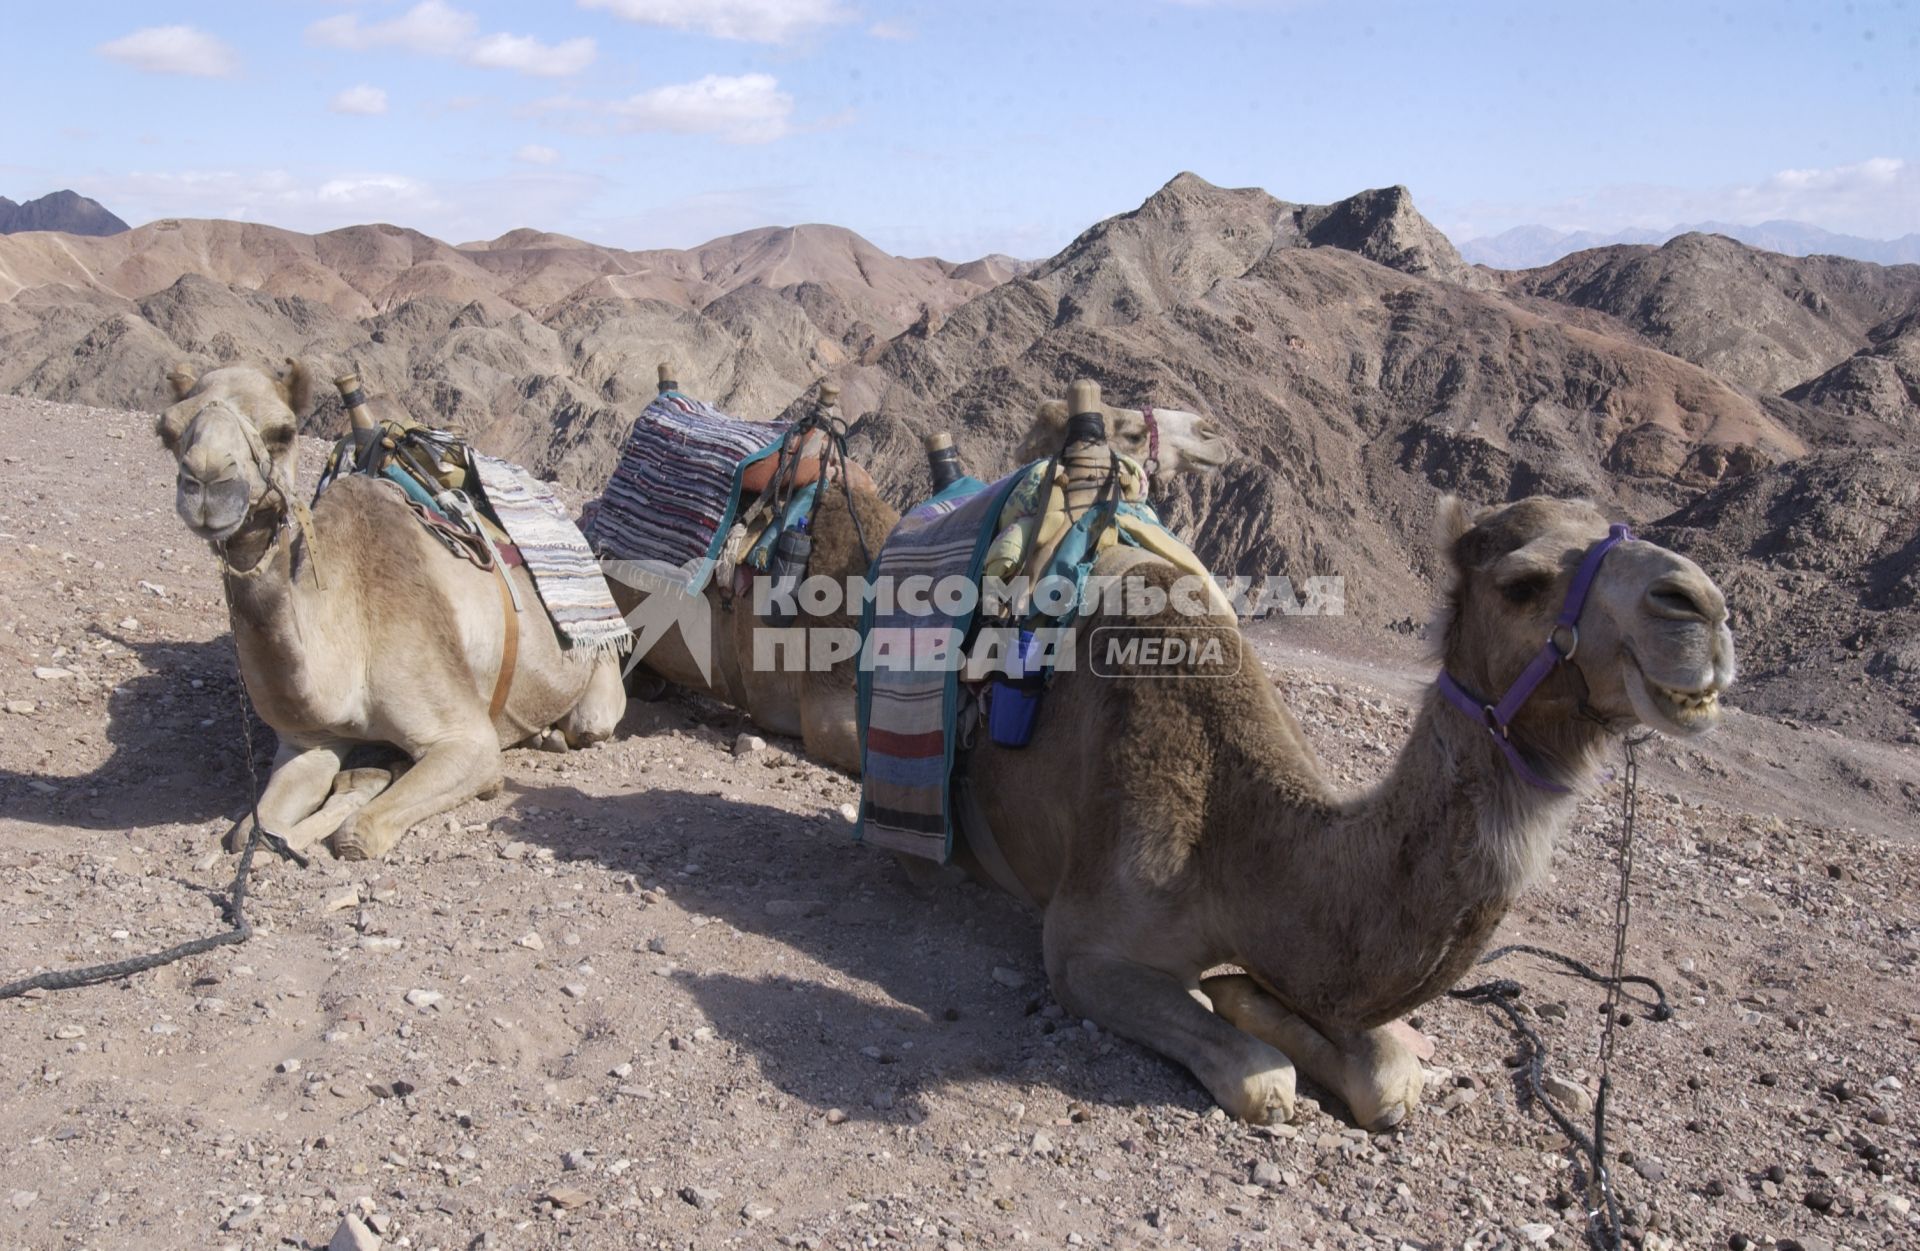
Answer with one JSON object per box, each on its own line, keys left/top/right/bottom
{"left": 1461, "top": 219, "right": 1920, "bottom": 269}
{"left": 0, "top": 190, "right": 129, "bottom": 237}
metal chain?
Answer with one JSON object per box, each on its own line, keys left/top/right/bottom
{"left": 1586, "top": 730, "right": 1651, "bottom": 1246}
{"left": 1450, "top": 731, "right": 1662, "bottom": 1251}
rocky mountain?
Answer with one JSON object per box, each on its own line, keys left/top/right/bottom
{"left": 0, "top": 190, "right": 129, "bottom": 237}
{"left": 3, "top": 171, "right": 1917, "bottom": 737}
{"left": 1463, "top": 218, "right": 1920, "bottom": 269}
{"left": 1509, "top": 232, "right": 1920, "bottom": 411}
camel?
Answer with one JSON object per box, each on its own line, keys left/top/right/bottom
{"left": 156, "top": 361, "right": 626, "bottom": 860}
{"left": 619, "top": 392, "right": 1232, "bottom": 774}
{"left": 958, "top": 494, "right": 1735, "bottom": 1129}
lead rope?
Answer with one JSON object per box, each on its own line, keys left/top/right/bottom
{"left": 1448, "top": 731, "right": 1665, "bottom": 1251}
{"left": 0, "top": 598, "right": 306, "bottom": 1001}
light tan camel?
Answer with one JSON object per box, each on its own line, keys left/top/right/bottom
{"left": 620, "top": 395, "right": 1232, "bottom": 773}
{"left": 156, "top": 361, "right": 626, "bottom": 860}
{"left": 962, "top": 495, "right": 1735, "bottom": 1129}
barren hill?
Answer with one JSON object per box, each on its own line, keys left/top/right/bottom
{"left": 0, "top": 189, "right": 128, "bottom": 237}
{"left": 3, "top": 172, "right": 1919, "bottom": 739}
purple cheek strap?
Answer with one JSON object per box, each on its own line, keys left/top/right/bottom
{"left": 1436, "top": 523, "right": 1634, "bottom": 792}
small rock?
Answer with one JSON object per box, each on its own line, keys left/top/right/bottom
{"left": 137, "top": 580, "right": 168, "bottom": 598}
{"left": 1515, "top": 1224, "right": 1554, "bottom": 1246}
{"left": 327, "top": 1214, "right": 381, "bottom": 1251}
{"left": 515, "top": 931, "right": 544, "bottom": 951}
{"left": 991, "top": 966, "right": 1027, "bottom": 989}
{"left": 1030, "top": 1131, "right": 1053, "bottom": 1154}
{"left": 733, "top": 733, "right": 766, "bottom": 756}
{"left": 4, "top": 700, "right": 35, "bottom": 715}
{"left": 32, "top": 666, "right": 73, "bottom": 681}
{"left": 51, "top": 1025, "right": 85, "bottom": 1041}
{"left": 680, "top": 1186, "right": 720, "bottom": 1209}
{"left": 1251, "top": 1160, "right": 1283, "bottom": 1188}
{"left": 1541, "top": 1074, "right": 1592, "bottom": 1114}
{"left": 544, "top": 1186, "right": 590, "bottom": 1210}
{"left": 825, "top": 1108, "right": 848, "bottom": 1124}
{"left": 561, "top": 983, "right": 588, "bottom": 999}
{"left": 325, "top": 890, "right": 360, "bottom": 913}
{"left": 277, "top": 1058, "right": 301, "bottom": 1074}
{"left": 837, "top": 802, "right": 859, "bottom": 823}
{"left": 562, "top": 1149, "right": 590, "bottom": 1172}
{"left": 9, "top": 1191, "right": 37, "bottom": 1211}
{"left": 403, "top": 989, "right": 442, "bottom": 1010}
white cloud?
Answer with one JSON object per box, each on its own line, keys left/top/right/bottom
{"left": 580, "top": 0, "right": 852, "bottom": 43}
{"left": 867, "top": 20, "right": 914, "bottom": 40}
{"left": 308, "top": 1, "right": 475, "bottom": 56}
{"left": 468, "top": 33, "right": 597, "bottom": 77}
{"left": 606, "top": 73, "right": 794, "bottom": 143}
{"left": 331, "top": 85, "right": 390, "bottom": 116}
{"left": 516, "top": 144, "right": 562, "bottom": 165}
{"left": 308, "top": 2, "right": 596, "bottom": 77}
{"left": 96, "top": 26, "right": 239, "bottom": 78}
{"left": 92, "top": 169, "right": 443, "bottom": 231}
{"left": 1444, "top": 157, "right": 1920, "bottom": 244}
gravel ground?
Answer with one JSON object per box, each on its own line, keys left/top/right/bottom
{"left": 1, "top": 395, "right": 1916, "bottom": 1251}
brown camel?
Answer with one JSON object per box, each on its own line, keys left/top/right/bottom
{"left": 156, "top": 361, "right": 626, "bottom": 860}
{"left": 620, "top": 395, "right": 1232, "bottom": 773}
{"left": 961, "top": 495, "right": 1735, "bottom": 1129}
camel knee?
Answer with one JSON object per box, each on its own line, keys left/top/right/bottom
{"left": 561, "top": 655, "right": 626, "bottom": 746}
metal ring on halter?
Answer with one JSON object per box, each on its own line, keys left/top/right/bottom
{"left": 1481, "top": 705, "right": 1508, "bottom": 739}
{"left": 1550, "top": 623, "right": 1580, "bottom": 661}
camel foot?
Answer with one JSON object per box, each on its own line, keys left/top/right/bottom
{"left": 328, "top": 817, "right": 398, "bottom": 862}
{"left": 1221, "top": 1061, "right": 1298, "bottom": 1126}
{"left": 1343, "top": 1029, "right": 1425, "bottom": 1133}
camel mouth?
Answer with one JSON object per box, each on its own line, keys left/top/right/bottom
{"left": 1624, "top": 655, "right": 1725, "bottom": 736}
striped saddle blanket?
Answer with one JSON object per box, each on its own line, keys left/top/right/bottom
{"left": 468, "top": 454, "right": 632, "bottom": 654}
{"left": 856, "top": 471, "right": 1023, "bottom": 863}
{"left": 586, "top": 392, "right": 786, "bottom": 594}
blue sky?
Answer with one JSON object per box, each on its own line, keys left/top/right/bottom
{"left": 3, "top": 1, "right": 1915, "bottom": 258}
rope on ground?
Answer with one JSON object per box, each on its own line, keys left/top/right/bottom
{"left": 0, "top": 627, "right": 305, "bottom": 1001}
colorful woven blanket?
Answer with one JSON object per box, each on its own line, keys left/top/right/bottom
{"left": 585, "top": 392, "right": 786, "bottom": 593}
{"left": 856, "top": 472, "right": 1022, "bottom": 862}
{"left": 470, "top": 454, "right": 632, "bottom": 654}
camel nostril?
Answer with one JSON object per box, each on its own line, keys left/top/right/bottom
{"left": 1647, "top": 575, "right": 1720, "bottom": 622}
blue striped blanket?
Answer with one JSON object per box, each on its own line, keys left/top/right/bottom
{"left": 586, "top": 392, "right": 786, "bottom": 594}
{"left": 470, "top": 454, "right": 633, "bottom": 653}
{"left": 856, "top": 472, "right": 1023, "bottom": 862}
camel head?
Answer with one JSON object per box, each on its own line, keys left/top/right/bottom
{"left": 1019, "top": 398, "right": 1233, "bottom": 477}
{"left": 1438, "top": 495, "right": 1735, "bottom": 742}
{"left": 155, "top": 360, "right": 313, "bottom": 542}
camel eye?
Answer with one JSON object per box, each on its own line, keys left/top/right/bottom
{"left": 1500, "top": 573, "right": 1553, "bottom": 605}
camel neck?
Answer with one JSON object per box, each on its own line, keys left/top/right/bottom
{"left": 1230, "top": 683, "right": 1601, "bottom": 1029}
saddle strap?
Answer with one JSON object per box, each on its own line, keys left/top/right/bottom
{"left": 953, "top": 775, "right": 1039, "bottom": 908}
{"left": 488, "top": 562, "right": 520, "bottom": 721}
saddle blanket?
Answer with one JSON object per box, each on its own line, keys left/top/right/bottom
{"left": 858, "top": 460, "right": 1231, "bottom": 863}
{"left": 856, "top": 472, "right": 1019, "bottom": 862}
{"left": 585, "top": 392, "right": 786, "bottom": 593}
{"left": 470, "top": 454, "right": 633, "bottom": 653}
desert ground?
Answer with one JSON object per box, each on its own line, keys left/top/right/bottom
{"left": 2, "top": 393, "right": 1916, "bottom": 1251}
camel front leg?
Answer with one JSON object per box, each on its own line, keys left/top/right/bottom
{"left": 1049, "top": 942, "right": 1296, "bottom": 1124}
{"left": 329, "top": 735, "right": 501, "bottom": 861}
{"left": 226, "top": 742, "right": 349, "bottom": 851}
{"left": 1202, "top": 974, "right": 1424, "bottom": 1132}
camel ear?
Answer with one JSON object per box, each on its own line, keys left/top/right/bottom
{"left": 1017, "top": 399, "right": 1070, "bottom": 463}
{"left": 275, "top": 358, "right": 314, "bottom": 417}
{"left": 165, "top": 364, "right": 197, "bottom": 401}
{"left": 155, "top": 404, "right": 192, "bottom": 452}
{"left": 1435, "top": 495, "right": 1480, "bottom": 565}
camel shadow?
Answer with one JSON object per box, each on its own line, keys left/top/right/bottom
{"left": 0, "top": 633, "right": 274, "bottom": 832}
{"left": 493, "top": 762, "right": 1213, "bottom": 1126}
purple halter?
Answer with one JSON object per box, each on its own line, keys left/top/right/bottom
{"left": 1437, "top": 523, "right": 1634, "bottom": 793}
